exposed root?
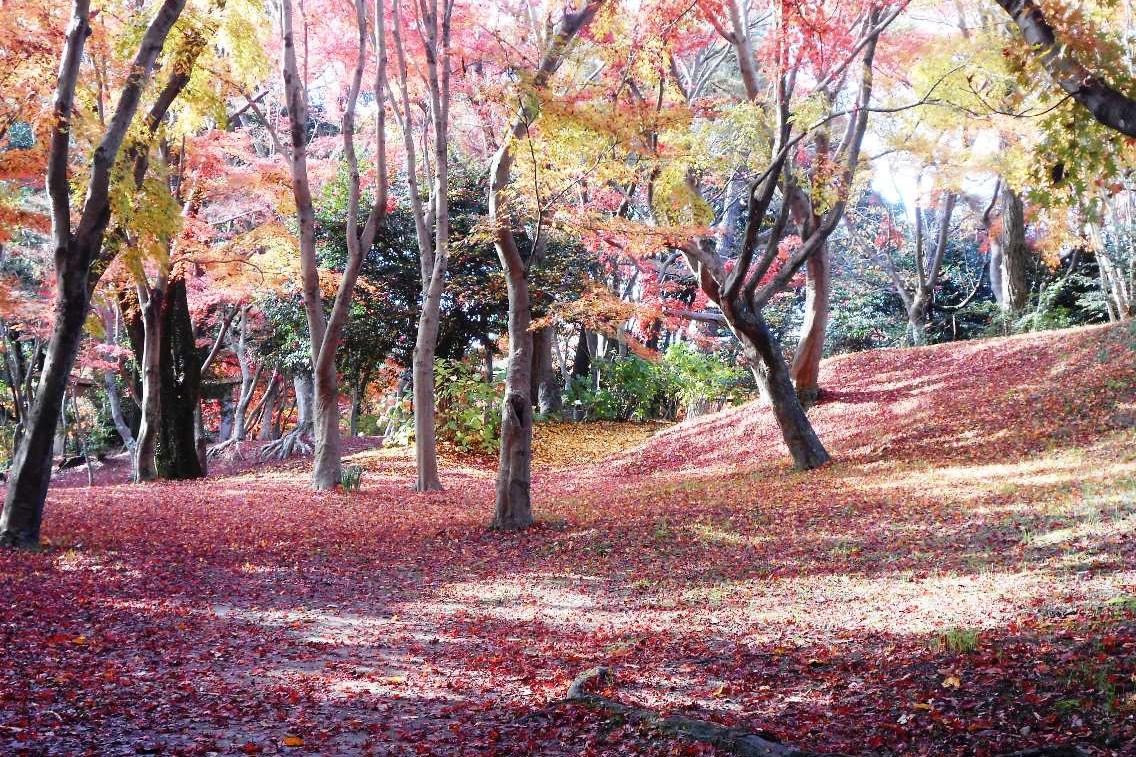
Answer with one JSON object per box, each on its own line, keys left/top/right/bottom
{"left": 563, "top": 667, "right": 834, "bottom": 757}
{"left": 207, "top": 438, "right": 247, "bottom": 461}
{"left": 561, "top": 668, "right": 1090, "bottom": 757}
{"left": 259, "top": 424, "right": 312, "bottom": 461}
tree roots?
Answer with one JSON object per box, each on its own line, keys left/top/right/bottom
{"left": 259, "top": 424, "right": 312, "bottom": 461}
{"left": 561, "top": 667, "right": 1090, "bottom": 757}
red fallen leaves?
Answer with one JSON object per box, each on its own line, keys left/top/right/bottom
{"left": 2, "top": 323, "right": 1136, "bottom": 755}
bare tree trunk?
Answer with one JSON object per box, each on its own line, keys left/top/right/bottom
{"left": 493, "top": 264, "right": 534, "bottom": 530}
{"left": 310, "top": 356, "right": 342, "bottom": 488}
{"left": 133, "top": 282, "right": 164, "bottom": 481}
{"left": 1001, "top": 186, "right": 1030, "bottom": 315}
{"left": 104, "top": 371, "right": 135, "bottom": 450}
{"left": 280, "top": 0, "right": 386, "bottom": 489}
{"left": 412, "top": 282, "right": 444, "bottom": 490}
{"left": 486, "top": 1, "right": 605, "bottom": 529}
{"left": 259, "top": 372, "right": 282, "bottom": 440}
{"left": 572, "top": 326, "right": 592, "bottom": 379}
{"left": 294, "top": 370, "right": 313, "bottom": 432}
{"left": 790, "top": 248, "right": 830, "bottom": 405}
{"left": 989, "top": 236, "right": 1006, "bottom": 310}
{"left": 531, "top": 324, "right": 561, "bottom": 415}
{"left": 1, "top": 269, "right": 92, "bottom": 545}
{"left": 726, "top": 306, "right": 830, "bottom": 470}
{"left": 391, "top": 0, "right": 447, "bottom": 492}
{"left": 156, "top": 275, "right": 202, "bottom": 479}
{"left": 228, "top": 307, "right": 257, "bottom": 442}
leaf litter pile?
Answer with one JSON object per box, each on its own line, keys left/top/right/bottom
{"left": 2, "top": 323, "right": 1136, "bottom": 755}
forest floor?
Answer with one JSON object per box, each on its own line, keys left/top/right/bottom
{"left": 3, "top": 323, "right": 1136, "bottom": 756}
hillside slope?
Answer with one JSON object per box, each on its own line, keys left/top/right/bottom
{"left": 612, "top": 321, "right": 1136, "bottom": 476}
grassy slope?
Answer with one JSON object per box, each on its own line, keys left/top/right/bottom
{"left": 2, "top": 323, "right": 1135, "bottom": 756}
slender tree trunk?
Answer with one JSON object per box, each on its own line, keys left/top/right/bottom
{"left": 349, "top": 377, "right": 364, "bottom": 436}
{"left": 259, "top": 373, "right": 282, "bottom": 440}
{"left": 227, "top": 308, "right": 258, "bottom": 443}
{"left": 571, "top": 325, "right": 591, "bottom": 378}
{"left": 1001, "top": 187, "right": 1030, "bottom": 315}
{"left": 790, "top": 247, "right": 830, "bottom": 406}
{"left": 531, "top": 324, "right": 561, "bottom": 415}
{"left": 310, "top": 356, "right": 342, "bottom": 489}
{"left": 293, "top": 370, "right": 313, "bottom": 433}
{"left": 1, "top": 266, "right": 91, "bottom": 546}
{"left": 907, "top": 308, "right": 928, "bottom": 347}
{"left": 989, "top": 236, "right": 1006, "bottom": 310}
{"left": 412, "top": 287, "right": 444, "bottom": 489}
{"left": 133, "top": 283, "right": 163, "bottom": 482}
{"left": 493, "top": 265, "right": 534, "bottom": 530}
{"left": 726, "top": 305, "right": 830, "bottom": 470}
{"left": 486, "top": 0, "right": 604, "bottom": 529}
{"left": 104, "top": 371, "right": 135, "bottom": 450}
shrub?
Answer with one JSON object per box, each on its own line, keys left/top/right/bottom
{"left": 434, "top": 359, "right": 502, "bottom": 454}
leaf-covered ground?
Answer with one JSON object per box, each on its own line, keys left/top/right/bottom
{"left": 3, "top": 323, "right": 1136, "bottom": 756}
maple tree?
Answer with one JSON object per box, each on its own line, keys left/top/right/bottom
{"left": 278, "top": 0, "right": 389, "bottom": 489}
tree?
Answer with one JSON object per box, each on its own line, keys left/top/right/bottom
{"left": 1, "top": 0, "right": 191, "bottom": 548}
{"left": 993, "top": 0, "right": 1136, "bottom": 138}
{"left": 387, "top": 0, "right": 453, "bottom": 491}
{"left": 278, "top": 0, "right": 388, "bottom": 489}
{"left": 488, "top": 0, "right": 606, "bottom": 530}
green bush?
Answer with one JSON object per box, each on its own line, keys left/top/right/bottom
{"left": 563, "top": 345, "right": 752, "bottom": 422}
{"left": 659, "top": 343, "right": 751, "bottom": 411}
{"left": 435, "top": 359, "right": 502, "bottom": 454}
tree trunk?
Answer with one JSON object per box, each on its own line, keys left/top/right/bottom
{"left": 493, "top": 266, "right": 534, "bottom": 530}
{"left": 790, "top": 246, "right": 830, "bottom": 406}
{"left": 155, "top": 275, "right": 202, "bottom": 479}
{"left": 310, "top": 354, "right": 342, "bottom": 489}
{"left": 227, "top": 306, "right": 256, "bottom": 442}
{"left": 531, "top": 324, "right": 561, "bottom": 415}
{"left": 259, "top": 373, "right": 282, "bottom": 440}
{"left": 907, "top": 308, "right": 928, "bottom": 346}
{"left": 989, "top": 236, "right": 1006, "bottom": 310}
{"left": 133, "top": 283, "right": 163, "bottom": 482}
{"left": 349, "top": 377, "right": 364, "bottom": 436}
{"left": 0, "top": 265, "right": 91, "bottom": 547}
{"left": 1000, "top": 187, "right": 1030, "bottom": 315}
{"left": 412, "top": 280, "right": 445, "bottom": 491}
{"left": 104, "top": 371, "right": 135, "bottom": 450}
{"left": 728, "top": 307, "right": 830, "bottom": 470}
{"left": 293, "top": 370, "right": 313, "bottom": 431}
{"left": 571, "top": 325, "right": 591, "bottom": 379}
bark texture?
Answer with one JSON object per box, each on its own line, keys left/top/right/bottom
{"left": 155, "top": 275, "right": 202, "bottom": 479}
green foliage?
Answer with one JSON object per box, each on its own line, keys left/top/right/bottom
{"left": 340, "top": 464, "right": 363, "bottom": 492}
{"left": 434, "top": 359, "right": 502, "bottom": 455}
{"left": 565, "top": 346, "right": 751, "bottom": 422}
{"left": 937, "top": 627, "right": 981, "bottom": 654}
{"left": 661, "top": 343, "right": 751, "bottom": 409}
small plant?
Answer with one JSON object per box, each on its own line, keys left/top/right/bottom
{"left": 1106, "top": 595, "right": 1136, "bottom": 615}
{"left": 340, "top": 464, "right": 363, "bottom": 492}
{"left": 937, "top": 627, "right": 980, "bottom": 654}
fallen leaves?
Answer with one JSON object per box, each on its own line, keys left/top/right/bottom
{"left": 2, "top": 323, "right": 1135, "bottom": 755}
